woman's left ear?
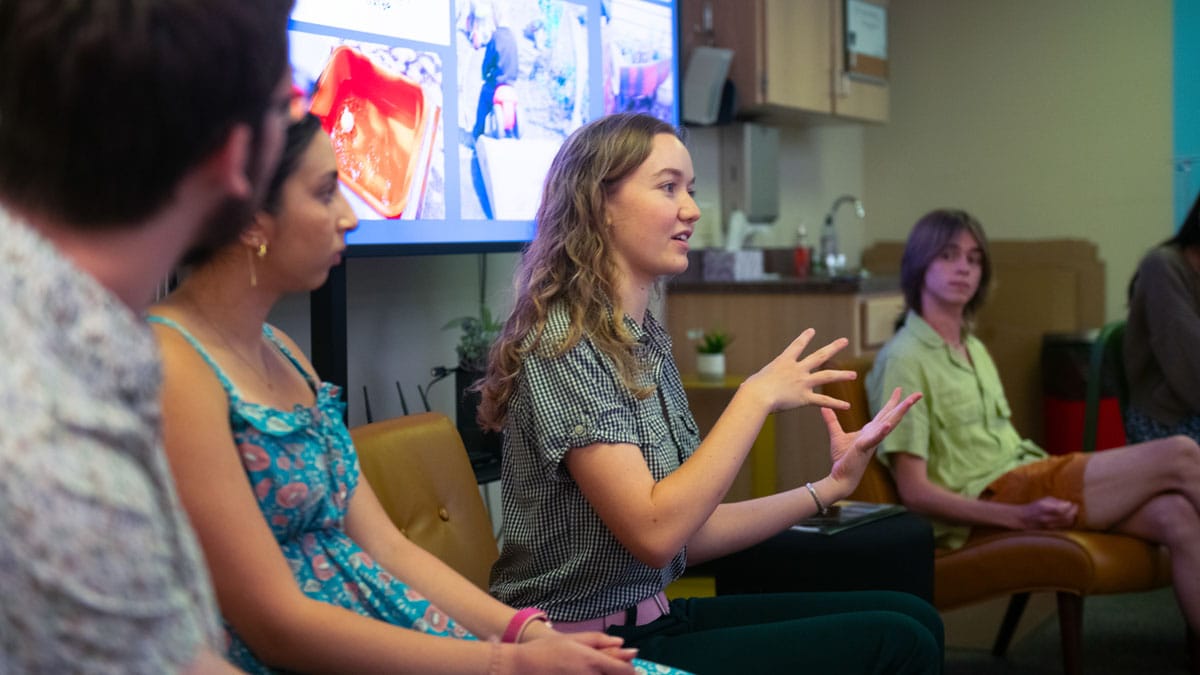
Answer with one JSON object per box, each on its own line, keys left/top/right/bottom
{"left": 240, "top": 213, "right": 272, "bottom": 250}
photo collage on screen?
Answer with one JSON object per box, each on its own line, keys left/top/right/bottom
{"left": 288, "top": 0, "right": 677, "bottom": 249}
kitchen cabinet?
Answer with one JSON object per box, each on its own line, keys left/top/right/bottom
{"left": 680, "top": 0, "right": 889, "bottom": 123}
{"left": 665, "top": 277, "right": 905, "bottom": 493}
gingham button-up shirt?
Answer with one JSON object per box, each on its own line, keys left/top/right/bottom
{"left": 490, "top": 304, "right": 701, "bottom": 622}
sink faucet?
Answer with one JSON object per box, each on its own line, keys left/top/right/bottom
{"left": 819, "top": 195, "right": 865, "bottom": 275}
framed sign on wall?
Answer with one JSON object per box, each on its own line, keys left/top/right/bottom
{"left": 844, "top": 0, "right": 888, "bottom": 84}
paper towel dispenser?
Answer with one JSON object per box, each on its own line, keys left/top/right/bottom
{"left": 720, "top": 122, "right": 779, "bottom": 226}
{"left": 682, "top": 46, "right": 734, "bottom": 125}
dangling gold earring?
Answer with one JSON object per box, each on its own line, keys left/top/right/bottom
{"left": 257, "top": 242, "right": 268, "bottom": 258}
{"left": 246, "top": 246, "right": 258, "bottom": 288}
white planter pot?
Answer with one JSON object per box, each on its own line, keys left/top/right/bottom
{"left": 696, "top": 352, "right": 726, "bottom": 382}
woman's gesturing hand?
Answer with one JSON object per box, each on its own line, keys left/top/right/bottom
{"left": 824, "top": 387, "right": 923, "bottom": 495}
{"left": 743, "top": 329, "right": 855, "bottom": 414}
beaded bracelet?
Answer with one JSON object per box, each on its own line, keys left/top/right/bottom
{"left": 502, "top": 607, "right": 549, "bottom": 644}
{"left": 805, "top": 481, "right": 828, "bottom": 515}
{"left": 487, "top": 637, "right": 504, "bottom": 675}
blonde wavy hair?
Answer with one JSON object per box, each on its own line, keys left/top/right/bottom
{"left": 476, "top": 113, "right": 682, "bottom": 431}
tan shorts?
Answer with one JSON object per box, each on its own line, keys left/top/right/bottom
{"left": 971, "top": 453, "right": 1090, "bottom": 537}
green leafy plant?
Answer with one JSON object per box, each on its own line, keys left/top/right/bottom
{"left": 443, "top": 306, "right": 502, "bottom": 372}
{"left": 693, "top": 329, "right": 734, "bottom": 354}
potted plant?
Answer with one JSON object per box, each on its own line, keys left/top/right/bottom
{"left": 442, "top": 307, "right": 504, "bottom": 478}
{"left": 692, "top": 329, "right": 733, "bottom": 382}
{"left": 443, "top": 306, "right": 502, "bottom": 374}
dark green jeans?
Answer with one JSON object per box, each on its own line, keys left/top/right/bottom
{"left": 606, "top": 590, "right": 943, "bottom": 674}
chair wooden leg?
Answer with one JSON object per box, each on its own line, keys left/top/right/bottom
{"left": 992, "top": 592, "right": 1030, "bottom": 657}
{"left": 1056, "top": 591, "right": 1084, "bottom": 675}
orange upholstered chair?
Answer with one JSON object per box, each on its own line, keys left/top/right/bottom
{"left": 351, "top": 412, "right": 499, "bottom": 590}
{"left": 823, "top": 356, "right": 1171, "bottom": 675}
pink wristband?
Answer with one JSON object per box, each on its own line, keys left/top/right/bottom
{"left": 502, "top": 607, "right": 548, "bottom": 644}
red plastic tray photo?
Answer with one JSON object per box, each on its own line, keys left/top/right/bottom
{"left": 309, "top": 46, "right": 428, "bottom": 218}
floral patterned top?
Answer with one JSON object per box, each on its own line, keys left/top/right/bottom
{"left": 0, "top": 207, "right": 220, "bottom": 673}
{"left": 150, "top": 316, "right": 691, "bottom": 675}
{"left": 148, "top": 317, "right": 471, "bottom": 672}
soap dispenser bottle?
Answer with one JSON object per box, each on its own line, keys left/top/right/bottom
{"left": 819, "top": 216, "right": 839, "bottom": 277}
{"left": 793, "top": 224, "right": 813, "bottom": 279}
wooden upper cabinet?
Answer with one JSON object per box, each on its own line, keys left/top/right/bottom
{"left": 762, "top": 0, "right": 834, "bottom": 114}
{"left": 679, "top": 0, "right": 888, "bottom": 123}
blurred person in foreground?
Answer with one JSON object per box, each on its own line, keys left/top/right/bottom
{"left": 0, "top": 1, "right": 294, "bottom": 672}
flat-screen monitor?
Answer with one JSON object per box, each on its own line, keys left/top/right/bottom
{"left": 288, "top": 0, "right": 681, "bottom": 256}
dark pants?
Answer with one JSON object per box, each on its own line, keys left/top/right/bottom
{"left": 607, "top": 590, "right": 943, "bottom": 675}
{"left": 702, "top": 511, "right": 935, "bottom": 601}
{"left": 471, "top": 79, "right": 498, "bottom": 138}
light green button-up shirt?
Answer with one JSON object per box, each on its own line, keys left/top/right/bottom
{"left": 866, "top": 311, "right": 1046, "bottom": 549}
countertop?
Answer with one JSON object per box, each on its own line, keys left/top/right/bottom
{"left": 668, "top": 249, "right": 901, "bottom": 294}
{"left": 667, "top": 273, "right": 901, "bottom": 295}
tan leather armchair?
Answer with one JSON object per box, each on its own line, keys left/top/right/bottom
{"left": 351, "top": 412, "right": 499, "bottom": 590}
{"left": 824, "top": 356, "right": 1171, "bottom": 675}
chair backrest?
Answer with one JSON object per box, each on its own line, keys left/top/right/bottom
{"left": 820, "top": 355, "right": 902, "bottom": 504}
{"left": 1082, "top": 319, "right": 1128, "bottom": 453}
{"left": 351, "top": 412, "right": 500, "bottom": 590}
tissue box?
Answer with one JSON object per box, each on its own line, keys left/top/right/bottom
{"left": 702, "top": 250, "right": 764, "bottom": 281}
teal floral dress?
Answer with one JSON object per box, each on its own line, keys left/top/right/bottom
{"left": 149, "top": 317, "right": 691, "bottom": 675}
{"left": 149, "top": 318, "right": 472, "bottom": 671}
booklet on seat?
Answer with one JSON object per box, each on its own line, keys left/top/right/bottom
{"left": 790, "top": 500, "right": 907, "bottom": 535}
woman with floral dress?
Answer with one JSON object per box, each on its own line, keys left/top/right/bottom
{"left": 150, "top": 113, "right": 681, "bottom": 674}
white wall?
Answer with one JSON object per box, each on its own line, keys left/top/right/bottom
{"left": 697, "top": 0, "right": 1173, "bottom": 323}
{"left": 270, "top": 252, "right": 520, "bottom": 428}
{"left": 863, "top": 0, "right": 1172, "bottom": 322}
{"left": 690, "top": 123, "right": 870, "bottom": 270}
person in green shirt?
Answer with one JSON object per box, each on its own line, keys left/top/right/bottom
{"left": 867, "top": 208, "right": 1200, "bottom": 646}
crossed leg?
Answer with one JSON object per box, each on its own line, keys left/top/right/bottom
{"left": 1082, "top": 435, "right": 1200, "bottom": 527}
{"left": 1080, "top": 434, "right": 1200, "bottom": 632}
